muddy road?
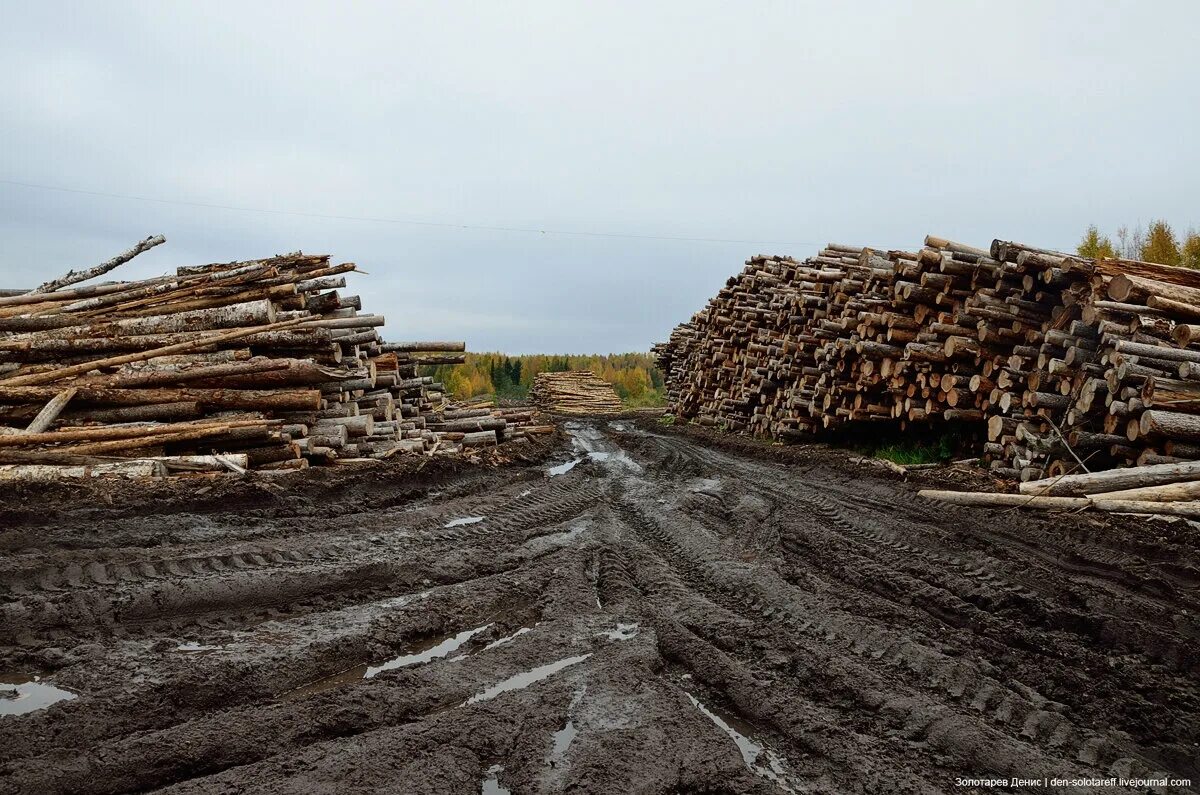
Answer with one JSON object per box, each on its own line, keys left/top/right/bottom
{"left": 1, "top": 420, "right": 1198, "bottom": 794}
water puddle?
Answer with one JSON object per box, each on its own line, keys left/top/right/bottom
{"left": 176, "top": 641, "right": 225, "bottom": 654}
{"left": 480, "top": 625, "right": 535, "bottom": 652}
{"left": 464, "top": 653, "right": 591, "bottom": 706}
{"left": 366, "top": 623, "right": 492, "bottom": 677}
{"left": 445, "top": 516, "right": 485, "bottom": 528}
{"left": 518, "top": 490, "right": 532, "bottom": 498}
{"left": 547, "top": 450, "right": 641, "bottom": 477}
{"left": 481, "top": 764, "right": 510, "bottom": 794}
{"left": 550, "top": 720, "right": 578, "bottom": 765}
{"left": 0, "top": 676, "right": 78, "bottom": 717}
{"left": 282, "top": 623, "right": 492, "bottom": 699}
{"left": 684, "top": 689, "right": 803, "bottom": 794}
{"left": 598, "top": 623, "right": 639, "bottom": 642}
{"left": 547, "top": 458, "right": 583, "bottom": 477}
{"left": 549, "top": 686, "right": 587, "bottom": 766}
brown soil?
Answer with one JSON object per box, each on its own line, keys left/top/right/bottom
{"left": 0, "top": 419, "right": 1197, "bottom": 794}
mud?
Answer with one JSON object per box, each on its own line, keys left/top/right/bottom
{"left": 0, "top": 419, "right": 1197, "bottom": 793}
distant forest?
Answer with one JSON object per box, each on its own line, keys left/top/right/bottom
{"left": 1078, "top": 219, "right": 1200, "bottom": 268}
{"left": 423, "top": 353, "right": 665, "bottom": 407}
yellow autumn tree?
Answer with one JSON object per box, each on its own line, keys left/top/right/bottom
{"left": 1181, "top": 229, "right": 1200, "bottom": 270}
{"left": 1140, "top": 220, "right": 1181, "bottom": 267}
{"left": 1077, "top": 225, "right": 1116, "bottom": 259}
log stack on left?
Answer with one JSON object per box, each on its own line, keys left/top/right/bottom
{"left": 0, "top": 236, "right": 460, "bottom": 479}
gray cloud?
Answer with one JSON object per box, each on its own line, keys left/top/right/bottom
{"left": 2, "top": 1, "right": 1198, "bottom": 353}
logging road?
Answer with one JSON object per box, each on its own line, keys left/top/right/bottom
{"left": 1, "top": 420, "right": 1198, "bottom": 794}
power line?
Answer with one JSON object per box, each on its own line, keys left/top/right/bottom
{"left": 0, "top": 178, "right": 820, "bottom": 248}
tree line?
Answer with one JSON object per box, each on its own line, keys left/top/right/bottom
{"left": 423, "top": 353, "right": 665, "bottom": 407}
{"left": 1077, "top": 220, "right": 1200, "bottom": 268}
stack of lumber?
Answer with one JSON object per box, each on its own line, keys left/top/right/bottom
{"left": 531, "top": 371, "right": 623, "bottom": 415}
{"left": 0, "top": 237, "right": 495, "bottom": 479}
{"left": 656, "top": 234, "right": 1200, "bottom": 479}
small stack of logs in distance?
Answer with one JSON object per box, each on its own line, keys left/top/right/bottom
{"left": 0, "top": 236, "right": 539, "bottom": 479}
{"left": 531, "top": 371, "right": 624, "bottom": 416}
{"left": 655, "top": 234, "right": 1200, "bottom": 481}
{"left": 425, "top": 399, "right": 554, "bottom": 449}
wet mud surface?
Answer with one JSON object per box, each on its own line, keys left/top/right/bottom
{"left": 1, "top": 420, "right": 1198, "bottom": 793}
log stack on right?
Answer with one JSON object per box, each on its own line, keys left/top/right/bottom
{"left": 655, "top": 234, "right": 1200, "bottom": 481}
{"left": 531, "top": 371, "right": 623, "bottom": 415}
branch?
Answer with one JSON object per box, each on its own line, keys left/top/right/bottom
{"left": 31, "top": 235, "right": 166, "bottom": 294}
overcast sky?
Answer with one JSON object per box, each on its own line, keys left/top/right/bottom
{"left": 2, "top": 2, "right": 1197, "bottom": 354}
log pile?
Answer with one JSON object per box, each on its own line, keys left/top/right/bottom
{"left": 425, "top": 400, "right": 554, "bottom": 450}
{"left": 656, "top": 235, "right": 1200, "bottom": 479}
{"left": 530, "top": 371, "right": 624, "bottom": 415}
{"left": 0, "top": 238, "right": 526, "bottom": 479}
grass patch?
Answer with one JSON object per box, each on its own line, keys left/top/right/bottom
{"left": 848, "top": 428, "right": 959, "bottom": 465}
{"left": 623, "top": 390, "right": 666, "bottom": 409}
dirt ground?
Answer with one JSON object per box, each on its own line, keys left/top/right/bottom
{"left": 1, "top": 418, "right": 1197, "bottom": 794}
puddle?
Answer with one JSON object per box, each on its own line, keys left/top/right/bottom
{"left": 550, "top": 720, "right": 578, "bottom": 765}
{"left": 481, "top": 764, "right": 510, "bottom": 794}
{"left": 479, "top": 625, "right": 535, "bottom": 652}
{"left": 547, "top": 458, "right": 583, "bottom": 477}
{"left": 598, "top": 622, "right": 639, "bottom": 641}
{"left": 176, "top": 642, "right": 224, "bottom": 654}
{"left": 684, "top": 688, "right": 803, "bottom": 794}
{"left": 464, "top": 653, "right": 591, "bottom": 706}
{"left": 0, "top": 677, "right": 78, "bottom": 717}
{"left": 445, "top": 516, "right": 485, "bottom": 528}
{"left": 518, "top": 490, "right": 532, "bottom": 498}
{"left": 549, "top": 686, "right": 587, "bottom": 766}
{"left": 365, "top": 623, "right": 493, "bottom": 677}
{"left": 282, "top": 623, "right": 493, "bottom": 699}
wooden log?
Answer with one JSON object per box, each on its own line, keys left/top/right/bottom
{"left": 30, "top": 235, "right": 166, "bottom": 294}
{"left": 63, "top": 402, "right": 202, "bottom": 424}
{"left": 0, "top": 460, "right": 166, "bottom": 480}
{"left": 1019, "top": 459, "right": 1200, "bottom": 496}
{"left": 1090, "top": 499, "right": 1200, "bottom": 519}
{"left": 1087, "top": 480, "right": 1200, "bottom": 502}
{"left": 918, "top": 489, "right": 1089, "bottom": 510}
{"left": 0, "top": 418, "right": 271, "bottom": 448}
{"left": 0, "top": 385, "right": 320, "bottom": 411}
{"left": 23, "top": 388, "right": 78, "bottom": 434}
{"left": 1109, "top": 273, "right": 1200, "bottom": 306}
{"left": 0, "top": 317, "right": 308, "bottom": 387}
{"left": 1139, "top": 410, "right": 1200, "bottom": 441}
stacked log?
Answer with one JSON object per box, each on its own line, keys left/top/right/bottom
{"left": 0, "top": 240, "right": 510, "bottom": 478}
{"left": 978, "top": 242, "right": 1200, "bottom": 478}
{"left": 531, "top": 371, "right": 623, "bottom": 415}
{"left": 656, "top": 235, "right": 1200, "bottom": 479}
{"left": 426, "top": 400, "right": 553, "bottom": 449}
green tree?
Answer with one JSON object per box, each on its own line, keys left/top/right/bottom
{"left": 1077, "top": 225, "right": 1116, "bottom": 259}
{"left": 1182, "top": 229, "right": 1200, "bottom": 270}
{"left": 1140, "top": 220, "right": 1181, "bottom": 266}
